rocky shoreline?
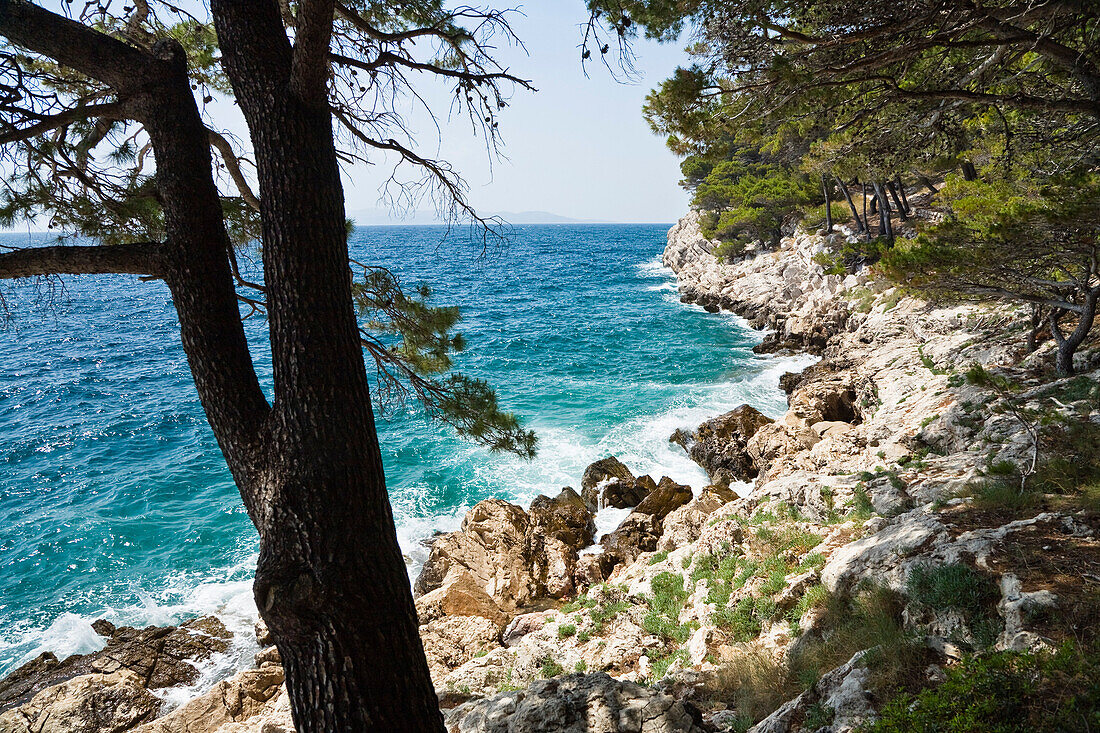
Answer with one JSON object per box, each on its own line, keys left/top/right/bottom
{"left": 4, "top": 212, "right": 1098, "bottom": 733}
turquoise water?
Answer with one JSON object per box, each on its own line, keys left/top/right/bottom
{"left": 0, "top": 224, "right": 809, "bottom": 679}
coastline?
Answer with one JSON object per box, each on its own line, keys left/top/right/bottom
{"left": 3, "top": 214, "right": 1097, "bottom": 733}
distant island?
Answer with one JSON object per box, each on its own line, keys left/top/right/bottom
{"left": 348, "top": 208, "right": 608, "bottom": 226}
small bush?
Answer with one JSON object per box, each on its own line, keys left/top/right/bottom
{"left": 557, "top": 623, "right": 577, "bottom": 638}
{"left": 858, "top": 644, "right": 1100, "bottom": 732}
{"left": 648, "top": 550, "right": 670, "bottom": 565}
{"left": 643, "top": 572, "right": 695, "bottom": 643}
{"left": 539, "top": 656, "right": 564, "bottom": 678}
{"left": 907, "top": 563, "right": 999, "bottom": 622}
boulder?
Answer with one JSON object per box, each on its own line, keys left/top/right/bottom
{"left": 0, "top": 670, "right": 159, "bottom": 733}
{"left": 416, "top": 570, "right": 508, "bottom": 626}
{"left": 580, "top": 457, "right": 634, "bottom": 492}
{"left": 415, "top": 498, "right": 587, "bottom": 612}
{"left": 675, "top": 405, "right": 774, "bottom": 485}
{"left": 658, "top": 485, "right": 737, "bottom": 552}
{"left": 445, "top": 672, "right": 707, "bottom": 733}
{"left": 599, "top": 513, "right": 661, "bottom": 570}
{"left": 414, "top": 499, "right": 534, "bottom": 612}
{"left": 134, "top": 666, "right": 287, "bottom": 733}
{"left": 501, "top": 611, "right": 556, "bottom": 648}
{"left": 528, "top": 488, "right": 596, "bottom": 550}
{"left": 635, "top": 477, "right": 693, "bottom": 520}
{"left": 420, "top": 615, "right": 502, "bottom": 682}
{"left": 0, "top": 616, "right": 231, "bottom": 713}
{"left": 598, "top": 474, "right": 657, "bottom": 510}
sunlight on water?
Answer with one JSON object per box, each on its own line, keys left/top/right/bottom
{"left": 0, "top": 224, "right": 804, "bottom": 679}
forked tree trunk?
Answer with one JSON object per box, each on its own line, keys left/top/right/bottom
{"left": 1050, "top": 290, "right": 1100, "bottom": 376}
{"left": 886, "top": 181, "right": 908, "bottom": 220}
{"left": 873, "top": 181, "right": 893, "bottom": 241}
{"left": 209, "top": 1, "right": 444, "bottom": 730}
{"left": 0, "top": 4, "right": 444, "bottom": 730}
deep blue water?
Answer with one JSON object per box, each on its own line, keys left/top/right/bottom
{"left": 0, "top": 224, "right": 809, "bottom": 679}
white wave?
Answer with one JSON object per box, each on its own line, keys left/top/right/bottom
{"left": 645, "top": 282, "right": 678, "bottom": 292}
{"left": 635, "top": 255, "right": 673, "bottom": 278}
{"left": 0, "top": 552, "right": 262, "bottom": 699}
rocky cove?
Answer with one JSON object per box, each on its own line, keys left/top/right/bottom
{"left": 3, "top": 212, "right": 1099, "bottom": 733}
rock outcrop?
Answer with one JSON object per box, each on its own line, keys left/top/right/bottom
{"left": 445, "top": 673, "right": 706, "bottom": 733}
{"left": 672, "top": 405, "right": 774, "bottom": 485}
{"left": 6, "top": 214, "right": 1099, "bottom": 733}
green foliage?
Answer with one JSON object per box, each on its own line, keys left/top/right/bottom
{"left": 557, "top": 623, "right": 577, "bottom": 639}
{"left": 648, "top": 550, "right": 670, "bottom": 565}
{"left": 693, "top": 156, "right": 819, "bottom": 250}
{"left": 907, "top": 564, "right": 999, "bottom": 623}
{"left": 859, "top": 644, "right": 1100, "bottom": 733}
{"left": 969, "top": 418, "right": 1100, "bottom": 515}
{"left": 643, "top": 572, "right": 696, "bottom": 643}
{"left": 879, "top": 175, "right": 1100, "bottom": 353}
{"left": 538, "top": 656, "right": 564, "bottom": 678}
{"left": 352, "top": 268, "right": 537, "bottom": 457}
{"left": 847, "top": 486, "right": 875, "bottom": 521}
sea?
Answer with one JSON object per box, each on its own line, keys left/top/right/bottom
{"left": 0, "top": 223, "right": 813, "bottom": 692}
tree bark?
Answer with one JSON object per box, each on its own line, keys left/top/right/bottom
{"left": 861, "top": 181, "right": 871, "bottom": 242}
{"left": 895, "top": 176, "right": 911, "bottom": 214}
{"left": 822, "top": 174, "right": 833, "bottom": 233}
{"left": 0, "top": 241, "right": 164, "bottom": 278}
{"left": 1026, "top": 304, "right": 1042, "bottom": 353}
{"left": 836, "top": 175, "right": 863, "bottom": 232}
{"left": 210, "top": 1, "right": 444, "bottom": 730}
{"left": 962, "top": 160, "right": 979, "bottom": 181}
{"left": 1050, "top": 289, "right": 1099, "bottom": 376}
{"left": 886, "top": 180, "right": 908, "bottom": 220}
{"left": 873, "top": 180, "right": 893, "bottom": 241}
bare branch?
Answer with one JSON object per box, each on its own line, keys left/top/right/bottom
{"left": 208, "top": 128, "right": 260, "bottom": 211}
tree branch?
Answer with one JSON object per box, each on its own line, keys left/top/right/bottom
{"left": 0, "top": 101, "right": 128, "bottom": 145}
{"left": 0, "top": 241, "right": 165, "bottom": 279}
{"left": 0, "top": 0, "right": 158, "bottom": 93}
{"left": 207, "top": 128, "right": 261, "bottom": 211}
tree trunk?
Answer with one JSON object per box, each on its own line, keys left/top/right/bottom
{"left": 836, "top": 175, "right": 863, "bottom": 232}
{"left": 861, "top": 181, "right": 871, "bottom": 242}
{"left": 886, "top": 180, "right": 908, "bottom": 220}
{"left": 873, "top": 181, "right": 893, "bottom": 241}
{"left": 1026, "top": 304, "right": 1042, "bottom": 353}
{"left": 914, "top": 172, "right": 939, "bottom": 194}
{"left": 822, "top": 174, "right": 833, "bottom": 233}
{"left": 1050, "top": 290, "right": 1100, "bottom": 376}
{"left": 210, "top": 1, "right": 444, "bottom": 729}
{"left": 894, "top": 176, "right": 911, "bottom": 214}
{"left": 962, "top": 160, "right": 978, "bottom": 181}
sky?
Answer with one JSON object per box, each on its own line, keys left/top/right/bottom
{"left": 341, "top": 3, "right": 693, "bottom": 223}
{"left": 3, "top": 2, "right": 693, "bottom": 229}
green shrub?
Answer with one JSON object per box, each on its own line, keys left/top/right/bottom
{"left": 907, "top": 563, "right": 999, "bottom": 622}
{"left": 539, "top": 656, "right": 564, "bottom": 678}
{"left": 858, "top": 644, "right": 1100, "bottom": 732}
{"left": 643, "top": 572, "right": 695, "bottom": 643}
{"left": 648, "top": 549, "right": 670, "bottom": 565}
{"left": 557, "top": 623, "right": 576, "bottom": 638}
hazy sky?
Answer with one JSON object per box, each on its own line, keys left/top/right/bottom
{"left": 341, "top": 3, "right": 692, "bottom": 223}
{"left": 4, "top": 2, "right": 692, "bottom": 229}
